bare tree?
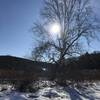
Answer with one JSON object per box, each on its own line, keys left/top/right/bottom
{"left": 32, "top": 0, "right": 99, "bottom": 65}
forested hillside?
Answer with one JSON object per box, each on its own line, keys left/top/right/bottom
{"left": 0, "top": 52, "right": 100, "bottom": 82}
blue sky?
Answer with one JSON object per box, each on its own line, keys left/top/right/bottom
{"left": 0, "top": 0, "right": 100, "bottom": 57}
{"left": 0, "top": 0, "right": 43, "bottom": 57}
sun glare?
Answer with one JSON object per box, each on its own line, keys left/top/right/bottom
{"left": 49, "top": 23, "right": 61, "bottom": 37}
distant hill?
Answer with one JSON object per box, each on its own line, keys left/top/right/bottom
{"left": 56, "top": 52, "right": 100, "bottom": 81}
{"left": 0, "top": 55, "right": 54, "bottom": 80}
{"left": 0, "top": 56, "right": 38, "bottom": 70}
{"left": 0, "top": 52, "right": 100, "bottom": 81}
{"left": 66, "top": 52, "right": 100, "bottom": 70}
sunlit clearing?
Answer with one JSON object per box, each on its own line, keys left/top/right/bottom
{"left": 49, "top": 23, "right": 61, "bottom": 38}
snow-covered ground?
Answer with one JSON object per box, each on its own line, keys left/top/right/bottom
{"left": 0, "top": 82, "right": 100, "bottom": 100}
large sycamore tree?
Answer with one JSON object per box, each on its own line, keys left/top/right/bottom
{"left": 32, "top": 0, "right": 99, "bottom": 65}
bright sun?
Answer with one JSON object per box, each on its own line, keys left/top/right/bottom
{"left": 49, "top": 23, "right": 61, "bottom": 37}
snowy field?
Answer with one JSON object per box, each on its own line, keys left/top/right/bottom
{"left": 0, "top": 82, "right": 100, "bottom": 100}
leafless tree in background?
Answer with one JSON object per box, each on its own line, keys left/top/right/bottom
{"left": 32, "top": 0, "right": 100, "bottom": 65}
